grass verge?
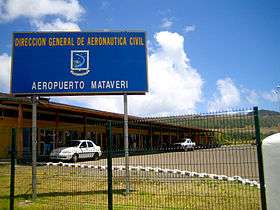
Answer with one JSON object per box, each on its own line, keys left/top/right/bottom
{"left": 0, "top": 164, "right": 261, "bottom": 209}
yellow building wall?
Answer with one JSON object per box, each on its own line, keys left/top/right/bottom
{"left": 0, "top": 117, "right": 18, "bottom": 158}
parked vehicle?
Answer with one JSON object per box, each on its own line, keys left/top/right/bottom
{"left": 174, "top": 138, "right": 196, "bottom": 151}
{"left": 251, "top": 140, "right": 257, "bottom": 145}
{"left": 50, "top": 140, "right": 102, "bottom": 162}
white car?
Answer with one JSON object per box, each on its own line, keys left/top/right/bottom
{"left": 50, "top": 140, "right": 102, "bottom": 162}
{"left": 174, "top": 138, "right": 196, "bottom": 151}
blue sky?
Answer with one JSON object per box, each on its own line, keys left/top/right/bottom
{"left": 0, "top": 0, "right": 279, "bottom": 116}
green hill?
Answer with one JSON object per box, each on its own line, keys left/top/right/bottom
{"left": 257, "top": 109, "right": 280, "bottom": 137}
{"left": 259, "top": 109, "right": 280, "bottom": 116}
{"left": 147, "top": 109, "right": 280, "bottom": 142}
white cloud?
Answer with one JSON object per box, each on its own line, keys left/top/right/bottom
{"left": 242, "top": 89, "right": 259, "bottom": 105}
{"left": 208, "top": 78, "right": 240, "bottom": 112}
{"left": 0, "top": 1, "right": 84, "bottom": 95}
{"left": 184, "top": 25, "right": 195, "bottom": 33}
{"left": 262, "top": 89, "right": 278, "bottom": 102}
{"left": 246, "top": 90, "right": 259, "bottom": 105}
{"left": 130, "top": 33, "right": 203, "bottom": 116}
{"left": 54, "top": 95, "right": 123, "bottom": 115}
{"left": 0, "top": 0, "right": 84, "bottom": 22}
{"left": 0, "top": 53, "right": 11, "bottom": 93}
{"left": 53, "top": 31, "right": 204, "bottom": 117}
{"left": 31, "top": 18, "right": 80, "bottom": 31}
{"left": 161, "top": 18, "right": 173, "bottom": 28}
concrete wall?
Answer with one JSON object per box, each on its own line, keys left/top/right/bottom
{"left": 263, "top": 132, "right": 280, "bottom": 210}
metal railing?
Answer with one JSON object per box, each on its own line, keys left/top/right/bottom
{"left": 1, "top": 107, "right": 273, "bottom": 209}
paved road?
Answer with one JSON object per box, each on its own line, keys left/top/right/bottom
{"left": 79, "top": 145, "right": 259, "bottom": 180}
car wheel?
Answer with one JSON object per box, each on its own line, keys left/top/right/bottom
{"left": 72, "top": 154, "right": 78, "bottom": 163}
{"left": 93, "top": 153, "right": 99, "bottom": 161}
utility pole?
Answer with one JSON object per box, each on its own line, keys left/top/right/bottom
{"left": 124, "top": 93, "right": 130, "bottom": 195}
{"left": 277, "top": 86, "right": 280, "bottom": 132}
{"left": 277, "top": 86, "right": 280, "bottom": 112}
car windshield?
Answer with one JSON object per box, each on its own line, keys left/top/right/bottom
{"left": 63, "top": 141, "right": 80, "bottom": 147}
{"left": 179, "top": 139, "right": 190, "bottom": 143}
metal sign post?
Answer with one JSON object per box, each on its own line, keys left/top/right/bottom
{"left": 32, "top": 95, "right": 37, "bottom": 200}
{"left": 124, "top": 93, "right": 130, "bottom": 195}
{"left": 10, "top": 128, "right": 16, "bottom": 209}
{"left": 107, "top": 121, "right": 113, "bottom": 209}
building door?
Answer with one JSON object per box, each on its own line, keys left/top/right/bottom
{"left": 22, "top": 128, "right": 31, "bottom": 153}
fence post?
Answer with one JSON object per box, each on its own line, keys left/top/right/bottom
{"left": 10, "top": 128, "right": 16, "bottom": 210}
{"left": 32, "top": 95, "right": 37, "bottom": 200}
{"left": 107, "top": 121, "right": 113, "bottom": 210}
{"left": 253, "top": 106, "right": 267, "bottom": 210}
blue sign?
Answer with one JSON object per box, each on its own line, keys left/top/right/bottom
{"left": 11, "top": 31, "right": 148, "bottom": 95}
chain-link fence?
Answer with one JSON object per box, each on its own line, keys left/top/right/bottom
{"left": 0, "top": 107, "right": 270, "bottom": 209}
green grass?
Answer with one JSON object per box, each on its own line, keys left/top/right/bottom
{"left": 0, "top": 164, "right": 261, "bottom": 209}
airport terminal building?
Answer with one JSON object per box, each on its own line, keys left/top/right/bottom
{"left": 0, "top": 92, "right": 216, "bottom": 159}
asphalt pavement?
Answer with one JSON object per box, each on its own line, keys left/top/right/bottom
{"left": 82, "top": 145, "right": 259, "bottom": 180}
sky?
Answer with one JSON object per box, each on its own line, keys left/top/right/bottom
{"left": 0, "top": 0, "right": 280, "bottom": 117}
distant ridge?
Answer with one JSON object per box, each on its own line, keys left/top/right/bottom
{"left": 258, "top": 109, "right": 280, "bottom": 116}
{"left": 247, "top": 109, "right": 280, "bottom": 116}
